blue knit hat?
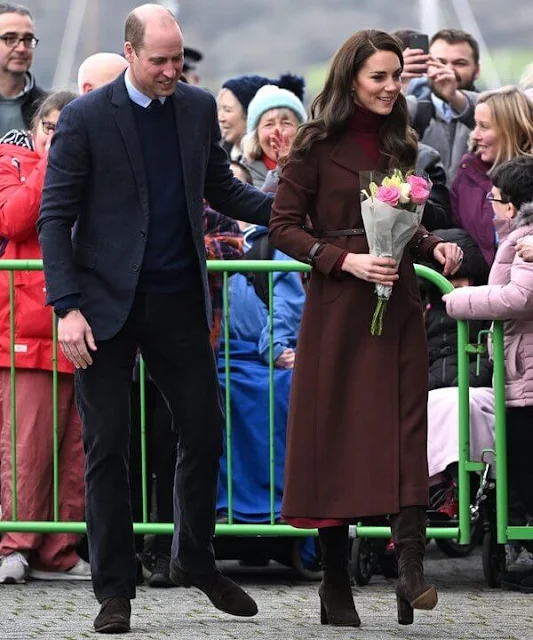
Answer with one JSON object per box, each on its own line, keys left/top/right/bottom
{"left": 246, "top": 84, "right": 307, "bottom": 133}
{"left": 222, "top": 72, "right": 306, "bottom": 114}
{"left": 222, "top": 75, "right": 272, "bottom": 113}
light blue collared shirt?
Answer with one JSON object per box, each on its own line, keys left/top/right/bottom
{"left": 124, "top": 70, "right": 166, "bottom": 108}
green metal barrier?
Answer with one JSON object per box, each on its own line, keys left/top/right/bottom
{"left": 0, "top": 259, "right": 512, "bottom": 547}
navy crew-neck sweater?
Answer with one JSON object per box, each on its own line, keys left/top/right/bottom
{"left": 131, "top": 98, "right": 199, "bottom": 293}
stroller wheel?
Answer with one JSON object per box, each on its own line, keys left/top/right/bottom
{"left": 435, "top": 513, "right": 484, "bottom": 558}
{"left": 482, "top": 530, "right": 505, "bottom": 588}
{"left": 291, "top": 538, "right": 323, "bottom": 581}
{"left": 349, "top": 537, "right": 377, "bottom": 586}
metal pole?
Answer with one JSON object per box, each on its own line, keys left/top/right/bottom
{"left": 52, "top": 0, "right": 88, "bottom": 89}
{"left": 419, "top": 0, "right": 440, "bottom": 36}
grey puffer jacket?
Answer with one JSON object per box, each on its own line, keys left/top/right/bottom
{"left": 407, "top": 90, "right": 479, "bottom": 184}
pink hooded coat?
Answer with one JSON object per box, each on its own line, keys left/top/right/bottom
{"left": 445, "top": 203, "right": 533, "bottom": 407}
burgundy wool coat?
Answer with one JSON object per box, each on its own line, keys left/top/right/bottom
{"left": 269, "top": 131, "right": 442, "bottom": 520}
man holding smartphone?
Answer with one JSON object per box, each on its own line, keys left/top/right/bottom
{"left": 395, "top": 29, "right": 480, "bottom": 183}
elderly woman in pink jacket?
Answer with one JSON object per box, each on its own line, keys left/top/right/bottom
{"left": 444, "top": 155, "right": 533, "bottom": 594}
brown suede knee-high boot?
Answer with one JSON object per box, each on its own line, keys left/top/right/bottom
{"left": 390, "top": 506, "right": 438, "bottom": 625}
{"left": 317, "top": 525, "right": 361, "bottom": 627}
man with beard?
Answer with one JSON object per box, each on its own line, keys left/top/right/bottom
{"left": 0, "top": 4, "right": 45, "bottom": 136}
{"left": 401, "top": 29, "right": 480, "bottom": 183}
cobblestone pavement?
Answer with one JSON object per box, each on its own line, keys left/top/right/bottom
{"left": 1, "top": 544, "right": 532, "bottom": 639}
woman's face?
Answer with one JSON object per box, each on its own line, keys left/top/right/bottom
{"left": 472, "top": 103, "right": 501, "bottom": 164}
{"left": 33, "top": 108, "right": 60, "bottom": 157}
{"left": 257, "top": 108, "right": 299, "bottom": 161}
{"left": 217, "top": 89, "right": 246, "bottom": 146}
{"left": 352, "top": 50, "right": 402, "bottom": 115}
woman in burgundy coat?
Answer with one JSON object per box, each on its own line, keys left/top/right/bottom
{"left": 269, "top": 30, "right": 463, "bottom": 628}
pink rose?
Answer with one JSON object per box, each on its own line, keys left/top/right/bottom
{"left": 377, "top": 186, "right": 401, "bottom": 207}
{"left": 410, "top": 184, "right": 431, "bottom": 205}
{"left": 406, "top": 175, "right": 430, "bottom": 190}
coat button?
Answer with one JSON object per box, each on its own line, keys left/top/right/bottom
{"left": 140, "top": 230, "right": 146, "bottom": 238}
{"left": 133, "top": 264, "right": 139, "bottom": 272}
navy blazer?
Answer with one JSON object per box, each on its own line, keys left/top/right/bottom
{"left": 37, "top": 73, "right": 272, "bottom": 341}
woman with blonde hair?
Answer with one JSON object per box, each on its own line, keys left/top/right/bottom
{"left": 450, "top": 86, "right": 533, "bottom": 266}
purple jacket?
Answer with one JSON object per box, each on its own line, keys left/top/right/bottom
{"left": 450, "top": 152, "right": 495, "bottom": 266}
{"left": 445, "top": 204, "right": 533, "bottom": 407}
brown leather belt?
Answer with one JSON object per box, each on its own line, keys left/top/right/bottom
{"left": 304, "top": 226, "right": 365, "bottom": 237}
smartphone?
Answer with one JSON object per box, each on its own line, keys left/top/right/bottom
{"left": 408, "top": 33, "right": 429, "bottom": 54}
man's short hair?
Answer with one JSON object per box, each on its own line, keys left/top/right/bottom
{"left": 491, "top": 156, "right": 533, "bottom": 211}
{"left": 0, "top": 3, "right": 32, "bottom": 19}
{"left": 124, "top": 7, "right": 178, "bottom": 52}
{"left": 430, "top": 29, "right": 480, "bottom": 65}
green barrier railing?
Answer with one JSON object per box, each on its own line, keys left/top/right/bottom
{"left": 0, "top": 259, "right": 520, "bottom": 547}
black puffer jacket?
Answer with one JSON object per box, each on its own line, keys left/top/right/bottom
{"left": 422, "top": 228, "right": 493, "bottom": 390}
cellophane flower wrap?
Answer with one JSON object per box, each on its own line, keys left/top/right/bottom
{"left": 360, "top": 169, "right": 432, "bottom": 336}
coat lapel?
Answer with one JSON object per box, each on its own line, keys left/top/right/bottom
{"left": 110, "top": 74, "right": 150, "bottom": 220}
{"left": 171, "top": 84, "right": 197, "bottom": 227}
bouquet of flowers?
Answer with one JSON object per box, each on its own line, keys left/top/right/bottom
{"left": 360, "top": 169, "right": 432, "bottom": 336}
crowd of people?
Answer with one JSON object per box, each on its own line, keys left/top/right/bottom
{"left": 0, "top": 0, "right": 532, "bottom": 635}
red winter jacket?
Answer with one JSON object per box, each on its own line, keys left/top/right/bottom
{"left": 0, "top": 143, "right": 73, "bottom": 373}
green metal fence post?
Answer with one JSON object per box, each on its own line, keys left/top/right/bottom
{"left": 8, "top": 271, "right": 17, "bottom": 521}
{"left": 492, "top": 321, "right": 508, "bottom": 544}
{"left": 52, "top": 316, "right": 60, "bottom": 521}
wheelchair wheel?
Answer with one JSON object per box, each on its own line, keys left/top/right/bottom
{"left": 349, "top": 537, "right": 377, "bottom": 586}
{"left": 482, "top": 530, "right": 506, "bottom": 588}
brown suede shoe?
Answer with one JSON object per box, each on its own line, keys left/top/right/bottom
{"left": 94, "top": 597, "right": 131, "bottom": 634}
{"left": 170, "top": 563, "right": 258, "bottom": 617}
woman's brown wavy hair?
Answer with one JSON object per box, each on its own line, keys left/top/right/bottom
{"left": 289, "top": 29, "right": 418, "bottom": 170}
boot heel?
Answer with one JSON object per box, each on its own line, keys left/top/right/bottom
{"left": 320, "top": 599, "right": 329, "bottom": 625}
{"left": 397, "top": 596, "right": 413, "bottom": 625}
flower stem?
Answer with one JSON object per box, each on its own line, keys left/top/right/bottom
{"left": 370, "top": 297, "right": 389, "bottom": 336}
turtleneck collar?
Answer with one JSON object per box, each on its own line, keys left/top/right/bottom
{"left": 349, "top": 103, "right": 385, "bottom": 134}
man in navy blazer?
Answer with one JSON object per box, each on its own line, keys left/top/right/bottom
{"left": 38, "top": 4, "right": 270, "bottom": 634}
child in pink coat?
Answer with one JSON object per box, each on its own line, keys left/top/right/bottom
{"left": 444, "top": 155, "right": 533, "bottom": 593}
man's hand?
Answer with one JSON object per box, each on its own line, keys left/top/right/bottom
{"left": 401, "top": 48, "right": 431, "bottom": 89}
{"left": 275, "top": 348, "right": 295, "bottom": 369}
{"left": 427, "top": 59, "right": 466, "bottom": 112}
{"left": 58, "top": 310, "right": 97, "bottom": 369}
{"left": 432, "top": 242, "right": 464, "bottom": 276}
{"left": 517, "top": 237, "right": 533, "bottom": 263}
{"left": 341, "top": 253, "right": 399, "bottom": 287}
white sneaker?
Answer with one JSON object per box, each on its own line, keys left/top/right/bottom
{"left": 29, "top": 558, "right": 92, "bottom": 581}
{"left": 0, "top": 552, "right": 29, "bottom": 584}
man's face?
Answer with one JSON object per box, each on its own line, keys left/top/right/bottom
{"left": 0, "top": 12, "right": 35, "bottom": 76}
{"left": 429, "top": 39, "right": 479, "bottom": 90}
{"left": 125, "top": 22, "right": 184, "bottom": 99}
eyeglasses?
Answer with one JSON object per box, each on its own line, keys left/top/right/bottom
{"left": 486, "top": 192, "right": 509, "bottom": 204}
{"left": 41, "top": 121, "right": 56, "bottom": 135}
{"left": 0, "top": 34, "right": 39, "bottom": 49}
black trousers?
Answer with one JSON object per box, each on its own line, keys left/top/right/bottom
{"left": 506, "top": 406, "right": 533, "bottom": 519}
{"left": 130, "top": 379, "right": 176, "bottom": 558}
{"left": 75, "top": 291, "right": 223, "bottom": 602}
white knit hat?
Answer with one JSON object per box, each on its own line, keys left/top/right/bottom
{"left": 246, "top": 84, "right": 307, "bottom": 133}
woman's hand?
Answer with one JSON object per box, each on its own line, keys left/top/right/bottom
{"left": 269, "top": 128, "right": 293, "bottom": 162}
{"left": 432, "top": 242, "right": 464, "bottom": 276}
{"left": 517, "top": 237, "right": 533, "bottom": 263}
{"left": 341, "top": 253, "right": 398, "bottom": 287}
{"left": 275, "top": 348, "right": 295, "bottom": 369}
